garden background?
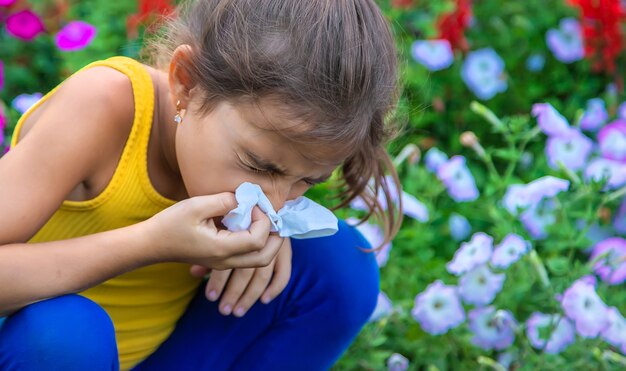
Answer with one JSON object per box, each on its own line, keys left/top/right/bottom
{"left": 1, "top": 0, "right": 626, "bottom": 370}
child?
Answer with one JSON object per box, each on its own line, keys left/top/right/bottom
{"left": 0, "top": 0, "right": 402, "bottom": 369}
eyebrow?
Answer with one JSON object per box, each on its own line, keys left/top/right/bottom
{"left": 242, "top": 149, "right": 333, "bottom": 184}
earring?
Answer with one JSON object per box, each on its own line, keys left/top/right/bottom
{"left": 174, "top": 100, "right": 183, "bottom": 124}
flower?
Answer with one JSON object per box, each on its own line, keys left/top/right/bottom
{"left": 448, "top": 213, "right": 471, "bottom": 241}
{"left": 619, "top": 102, "right": 626, "bottom": 120}
{"left": 526, "top": 312, "right": 576, "bottom": 354}
{"left": 614, "top": 199, "right": 626, "bottom": 234}
{"left": 580, "top": 98, "right": 609, "bottom": 131}
{"left": 369, "top": 291, "right": 394, "bottom": 322}
{"left": 6, "top": 10, "right": 45, "bottom": 41}
{"left": 0, "top": 108, "right": 6, "bottom": 145}
{"left": 424, "top": 147, "right": 448, "bottom": 173}
{"left": 598, "top": 119, "right": 626, "bottom": 161}
{"left": 520, "top": 200, "right": 557, "bottom": 240}
{"left": 561, "top": 276, "right": 610, "bottom": 338}
{"left": 387, "top": 353, "right": 409, "bottom": 371}
{"left": 436, "top": 156, "right": 479, "bottom": 202}
{"left": 55, "top": 21, "right": 97, "bottom": 52}
{"left": 601, "top": 307, "right": 626, "bottom": 354}
{"left": 11, "top": 93, "right": 43, "bottom": 115}
{"left": 545, "top": 128, "right": 593, "bottom": 171}
{"left": 447, "top": 232, "right": 493, "bottom": 275}
{"left": 459, "top": 265, "right": 505, "bottom": 306}
{"left": 526, "top": 53, "right": 545, "bottom": 72}
{"left": 461, "top": 48, "right": 507, "bottom": 100}
{"left": 531, "top": 103, "right": 571, "bottom": 137}
{"left": 411, "top": 40, "right": 454, "bottom": 71}
{"left": 579, "top": 221, "right": 614, "bottom": 246}
{"left": 546, "top": 18, "right": 584, "bottom": 63}
{"left": 348, "top": 218, "right": 392, "bottom": 267}
{"left": 590, "top": 237, "right": 626, "bottom": 285}
{"left": 411, "top": 280, "right": 465, "bottom": 335}
{"left": 0, "top": 0, "right": 17, "bottom": 7}
{"left": 350, "top": 177, "right": 429, "bottom": 222}
{"left": 502, "top": 176, "right": 569, "bottom": 215}
{"left": 468, "top": 307, "right": 517, "bottom": 351}
{"left": 436, "top": 0, "right": 473, "bottom": 52}
{"left": 584, "top": 158, "right": 626, "bottom": 190}
{"left": 491, "top": 233, "right": 531, "bottom": 268}
{"left": 127, "top": 0, "right": 175, "bottom": 39}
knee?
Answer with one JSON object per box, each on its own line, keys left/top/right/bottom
{"left": 0, "top": 294, "right": 118, "bottom": 370}
{"left": 292, "top": 220, "right": 381, "bottom": 330}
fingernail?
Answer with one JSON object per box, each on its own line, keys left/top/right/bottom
{"left": 208, "top": 290, "right": 217, "bottom": 301}
{"left": 222, "top": 304, "right": 232, "bottom": 315}
{"left": 261, "top": 295, "right": 271, "bottom": 304}
{"left": 234, "top": 307, "right": 245, "bottom": 317}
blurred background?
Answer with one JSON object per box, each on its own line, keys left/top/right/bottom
{"left": 1, "top": 0, "right": 626, "bottom": 370}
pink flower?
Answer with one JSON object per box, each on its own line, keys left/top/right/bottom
{"left": 0, "top": 0, "right": 17, "bottom": 7}
{"left": 6, "top": 10, "right": 45, "bottom": 41}
{"left": 55, "top": 21, "right": 97, "bottom": 51}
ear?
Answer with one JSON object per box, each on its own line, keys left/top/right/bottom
{"left": 168, "top": 44, "right": 196, "bottom": 108}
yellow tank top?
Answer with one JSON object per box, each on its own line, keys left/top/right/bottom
{"left": 10, "top": 56, "right": 202, "bottom": 370}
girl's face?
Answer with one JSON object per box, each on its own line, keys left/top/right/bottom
{"left": 174, "top": 98, "right": 342, "bottom": 211}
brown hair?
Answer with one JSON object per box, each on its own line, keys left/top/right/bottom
{"left": 143, "top": 0, "right": 404, "bottom": 248}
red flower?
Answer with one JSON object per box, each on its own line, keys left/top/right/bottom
{"left": 127, "top": 0, "right": 174, "bottom": 39}
{"left": 567, "top": 0, "right": 625, "bottom": 74}
{"left": 437, "top": 0, "right": 472, "bottom": 52}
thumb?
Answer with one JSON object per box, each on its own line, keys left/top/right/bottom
{"left": 187, "top": 192, "right": 238, "bottom": 219}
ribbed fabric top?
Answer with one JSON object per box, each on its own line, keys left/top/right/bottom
{"left": 11, "top": 56, "right": 202, "bottom": 370}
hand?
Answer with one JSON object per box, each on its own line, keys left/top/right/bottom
{"left": 142, "top": 193, "right": 282, "bottom": 270}
{"left": 190, "top": 237, "right": 293, "bottom": 317}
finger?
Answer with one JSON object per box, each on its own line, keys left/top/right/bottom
{"left": 261, "top": 240, "right": 292, "bottom": 304}
{"left": 222, "top": 235, "right": 284, "bottom": 268}
{"left": 218, "top": 268, "right": 255, "bottom": 316}
{"left": 233, "top": 261, "right": 276, "bottom": 317}
{"left": 205, "top": 269, "right": 232, "bottom": 302}
{"left": 209, "top": 208, "right": 273, "bottom": 255}
{"left": 188, "top": 192, "right": 238, "bottom": 220}
{"left": 190, "top": 264, "right": 210, "bottom": 278}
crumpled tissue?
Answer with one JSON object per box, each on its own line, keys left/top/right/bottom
{"left": 222, "top": 182, "right": 338, "bottom": 239}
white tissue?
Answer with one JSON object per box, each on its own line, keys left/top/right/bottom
{"left": 222, "top": 182, "right": 338, "bottom": 239}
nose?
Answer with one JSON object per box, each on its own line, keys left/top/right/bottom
{"left": 263, "top": 182, "right": 295, "bottom": 211}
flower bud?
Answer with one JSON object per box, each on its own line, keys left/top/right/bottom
{"left": 460, "top": 131, "right": 478, "bottom": 147}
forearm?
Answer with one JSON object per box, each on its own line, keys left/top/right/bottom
{"left": 0, "top": 221, "right": 159, "bottom": 316}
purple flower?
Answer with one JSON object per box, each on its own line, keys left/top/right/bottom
{"left": 468, "top": 307, "right": 517, "bottom": 351}
{"left": 614, "top": 199, "right": 626, "bottom": 234}
{"left": 526, "top": 312, "right": 576, "bottom": 354}
{"left": 561, "top": 276, "right": 610, "bottom": 338}
{"left": 350, "top": 177, "right": 429, "bottom": 222}
{"left": 584, "top": 158, "right": 626, "bottom": 190}
{"left": 424, "top": 147, "right": 448, "bottom": 173}
{"left": 520, "top": 199, "right": 556, "bottom": 240}
{"left": 387, "top": 353, "right": 409, "bottom": 371}
{"left": 590, "top": 237, "right": 626, "bottom": 285}
{"left": 461, "top": 48, "right": 507, "bottom": 100}
{"left": 579, "top": 221, "right": 614, "bottom": 246}
{"left": 580, "top": 98, "right": 608, "bottom": 132}
{"left": 601, "top": 307, "right": 626, "bottom": 354}
{"left": 411, "top": 40, "right": 454, "bottom": 71}
{"left": 459, "top": 265, "right": 505, "bottom": 306}
{"left": 546, "top": 18, "right": 584, "bottom": 63}
{"left": 0, "top": 0, "right": 17, "bottom": 7}
{"left": 0, "top": 109, "right": 6, "bottom": 145}
{"left": 531, "top": 103, "right": 571, "bottom": 137}
{"left": 11, "top": 93, "right": 43, "bottom": 115}
{"left": 411, "top": 280, "right": 465, "bottom": 335}
{"left": 448, "top": 213, "right": 471, "bottom": 241}
{"left": 436, "top": 156, "right": 479, "bottom": 202}
{"left": 348, "top": 218, "right": 392, "bottom": 267}
{"left": 526, "top": 53, "right": 545, "bottom": 72}
{"left": 545, "top": 128, "right": 593, "bottom": 171}
{"left": 598, "top": 119, "right": 626, "bottom": 161}
{"left": 55, "top": 21, "right": 97, "bottom": 52}
{"left": 6, "top": 10, "right": 45, "bottom": 41}
{"left": 447, "top": 232, "right": 493, "bottom": 275}
{"left": 491, "top": 234, "right": 531, "bottom": 268}
{"left": 502, "top": 176, "right": 569, "bottom": 215}
{"left": 618, "top": 102, "right": 626, "bottom": 120}
{"left": 369, "top": 291, "right": 394, "bottom": 322}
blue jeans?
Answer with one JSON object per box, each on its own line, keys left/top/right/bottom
{"left": 0, "top": 220, "right": 379, "bottom": 370}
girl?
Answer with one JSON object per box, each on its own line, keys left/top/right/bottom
{"left": 0, "top": 0, "right": 402, "bottom": 369}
